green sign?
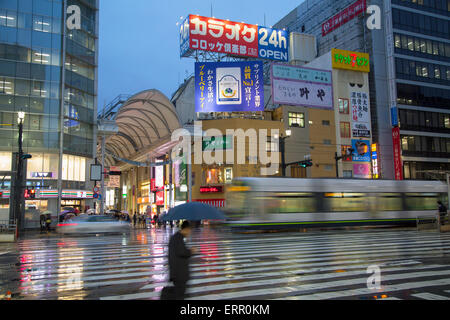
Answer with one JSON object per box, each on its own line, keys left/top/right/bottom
{"left": 202, "top": 135, "right": 232, "bottom": 151}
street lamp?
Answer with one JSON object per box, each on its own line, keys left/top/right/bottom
{"left": 279, "top": 130, "right": 292, "bottom": 177}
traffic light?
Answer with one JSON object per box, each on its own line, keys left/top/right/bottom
{"left": 299, "top": 160, "right": 313, "bottom": 168}
{"left": 108, "top": 171, "right": 122, "bottom": 176}
{"left": 30, "top": 188, "right": 36, "bottom": 199}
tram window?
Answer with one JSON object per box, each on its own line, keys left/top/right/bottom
{"left": 324, "top": 193, "right": 366, "bottom": 212}
{"left": 257, "top": 193, "right": 316, "bottom": 214}
{"left": 405, "top": 193, "right": 438, "bottom": 210}
{"left": 225, "top": 188, "right": 249, "bottom": 218}
{"left": 377, "top": 193, "right": 403, "bottom": 211}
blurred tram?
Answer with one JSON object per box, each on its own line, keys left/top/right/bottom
{"left": 224, "top": 178, "right": 448, "bottom": 230}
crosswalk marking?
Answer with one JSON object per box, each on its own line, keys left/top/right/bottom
{"left": 411, "top": 293, "right": 450, "bottom": 300}
{"left": 6, "top": 229, "right": 450, "bottom": 300}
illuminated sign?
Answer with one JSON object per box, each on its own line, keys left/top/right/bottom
{"left": 155, "top": 191, "right": 164, "bottom": 206}
{"left": 392, "top": 127, "right": 403, "bottom": 180}
{"left": 180, "top": 14, "right": 289, "bottom": 61}
{"left": 203, "top": 136, "right": 232, "bottom": 151}
{"left": 31, "top": 172, "right": 53, "bottom": 178}
{"left": 332, "top": 49, "right": 370, "bottom": 73}
{"left": 195, "top": 61, "right": 264, "bottom": 112}
{"left": 272, "top": 64, "right": 333, "bottom": 109}
{"left": 322, "top": 0, "right": 367, "bottom": 36}
{"left": 155, "top": 161, "right": 164, "bottom": 188}
{"left": 200, "top": 186, "right": 223, "bottom": 193}
{"left": 372, "top": 143, "right": 380, "bottom": 179}
{"left": 353, "top": 163, "right": 371, "bottom": 179}
{"left": 351, "top": 91, "right": 371, "bottom": 138}
{"left": 352, "top": 139, "right": 370, "bottom": 162}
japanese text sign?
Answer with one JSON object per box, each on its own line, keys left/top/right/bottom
{"left": 352, "top": 139, "right": 371, "bottom": 162}
{"left": 351, "top": 91, "right": 371, "bottom": 138}
{"left": 272, "top": 64, "right": 333, "bottom": 109}
{"left": 332, "top": 48, "right": 370, "bottom": 72}
{"left": 195, "top": 61, "right": 264, "bottom": 112}
{"left": 180, "top": 14, "right": 289, "bottom": 61}
{"left": 392, "top": 127, "right": 403, "bottom": 180}
{"left": 322, "top": 0, "right": 367, "bottom": 36}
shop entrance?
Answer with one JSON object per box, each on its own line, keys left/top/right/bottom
{"left": 61, "top": 200, "right": 83, "bottom": 212}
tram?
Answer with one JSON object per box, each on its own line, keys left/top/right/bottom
{"left": 224, "top": 178, "right": 448, "bottom": 230}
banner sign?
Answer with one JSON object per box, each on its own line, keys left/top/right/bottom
{"left": 272, "top": 65, "right": 333, "bottom": 109}
{"left": 353, "top": 163, "right": 371, "bottom": 179}
{"left": 322, "top": 0, "right": 367, "bottom": 36}
{"left": 155, "top": 161, "right": 164, "bottom": 188}
{"left": 155, "top": 191, "right": 164, "bottom": 206}
{"left": 332, "top": 48, "right": 370, "bottom": 73}
{"left": 180, "top": 14, "right": 289, "bottom": 61}
{"left": 392, "top": 127, "right": 403, "bottom": 180}
{"left": 352, "top": 139, "right": 371, "bottom": 162}
{"left": 272, "top": 64, "right": 332, "bottom": 85}
{"left": 351, "top": 91, "right": 371, "bottom": 137}
{"left": 195, "top": 61, "right": 264, "bottom": 112}
{"left": 371, "top": 143, "right": 380, "bottom": 179}
{"left": 391, "top": 106, "right": 398, "bottom": 127}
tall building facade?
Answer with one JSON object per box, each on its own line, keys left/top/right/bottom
{"left": 275, "top": 0, "right": 450, "bottom": 180}
{"left": 0, "top": 0, "right": 98, "bottom": 227}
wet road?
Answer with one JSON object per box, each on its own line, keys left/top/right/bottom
{"left": 1, "top": 226, "right": 450, "bottom": 300}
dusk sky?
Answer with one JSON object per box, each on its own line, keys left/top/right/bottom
{"left": 98, "top": 0, "right": 304, "bottom": 112}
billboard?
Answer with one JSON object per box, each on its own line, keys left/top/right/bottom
{"left": 332, "top": 49, "right": 370, "bottom": 73}
{"left": 392, "top": 127, "right": 403, "bottom": 180}
{"left": 353, "top": 163, "right": 371, "bottom": 179}
{"left": 351, "top": 91, "right": 371, "bottom": 138}
{"left": 272, "top": 64, "right": 333, "bottom": 109}
{"left": 322, "top": 0, "right": 367, "bottom": 36}
{"left": 180, "top": 15, "right": 289, "bottom": 61}
{"left": 352, "top": 139, "right": 370, "bottom": 162}
{"left": 155, "top": 161, "right": 164, "bottom": 188}
{"left": 195, "top": 61, "right": 264, "bottom": 112}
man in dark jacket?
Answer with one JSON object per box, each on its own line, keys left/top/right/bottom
{"left": 168, "top": 221, "right": 197, "bottom": 300}
{"left": 438, "top": 201, "right": 448, "bottom": 225}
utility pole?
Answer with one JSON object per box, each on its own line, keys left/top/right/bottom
{"left": 100, "top": 135, "right": 106, "bottom": 215}
{"left": 14, "top": 112, "right": 25, "bottom": 234}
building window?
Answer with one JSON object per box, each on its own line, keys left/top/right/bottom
{"left": 341, "top": 145, "right": 353, "bottom": 161}
{"left": 322, "top": 120, "right": 330, "bottom": 126}
{"left": 340, "top": 122, "right": 351, "bottom": 138}
{"left": 343, "top": 170, "right": 353, "bottom": 178}
{"left": 324, "top": 165, "right": 333, "bottom": 171}
{"left": 323, "top": 139, "right": 332, "bottom": 145}
{"left": 339, "top": 98, "right": 349, "bottom": 114}
{"left": 288, "top": 112, "right": 305, "bottom": 127}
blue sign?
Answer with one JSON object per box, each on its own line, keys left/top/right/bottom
{"left": 391, "top": 106, "right": 398, "bottom": 127}
{"left": 195, "top": 61, "right": 264, "bottom": 112}
{"left": 258, "top": 27, "right": 289, "bottom": 62}
{"left": 352, "top": 139, "right": 371, "bottom": 162}
{"left": 179, "top": 16, "right": 190, "bottom": 58}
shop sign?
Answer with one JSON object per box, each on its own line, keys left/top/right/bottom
{"left": 332, "top": 48, "right": 370, "bottom": 72}
{"left": 351, "top": 91, "right": 371, "bottom": 137}
{"left": 322, "top": 0, "right": 367, "bottom": 36}
{"left": 155, "top": 162, "right": 164, "bottom": 188}
{"left": 392, "top": 127, "right": 403, "bottom": 180}
{"left": 200, "top": 186, "right": 224, "bottom": 193}
{"left": 195, "top": 61, "right": 264, "bottom": 112}
{"left": 181, "top": 15, "right": 288, "bottom": 61}
{"left": 202, "top": 135, "right": 232, "bottom": 151}
{"left": 351, "top": 139, "right": 371, "bottom": 162}
{"left": 31, "top": 172, "right": 53, "bottom": 178}
{"left": 155, "top": 191, "right": 164, "bottom": 206}
{"left": 272, "top": 64, "right": 333, "bottom": 109}
{"left": 391, "top": 106, "right": 398, "bottom": 127}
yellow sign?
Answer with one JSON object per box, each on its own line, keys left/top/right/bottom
{"left": 331, "top": 49, "right": 370, "bottom": 73}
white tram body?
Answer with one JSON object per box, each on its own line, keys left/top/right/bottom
{"left": 224, "top": 178, "right": 448, "bottom": 229}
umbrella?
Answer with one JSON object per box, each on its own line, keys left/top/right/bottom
{"left": 86, "top": 208, "right": 95, "bottom": 214}
{"left": 161, "top": 202, "right": 226, "bottom": 221}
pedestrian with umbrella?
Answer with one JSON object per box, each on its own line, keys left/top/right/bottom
{"left": 161, "top": 202, "right": 226, "bottom": 223}
{"left": 165, "top": 221, "right": 197, "bottom": 300}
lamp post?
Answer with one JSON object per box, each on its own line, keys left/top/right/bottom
{"left": 277, "top": 129, "right": 291, "bottom": 177}
{"left": 15, "top": 112, "right": 25, "bottom": 233}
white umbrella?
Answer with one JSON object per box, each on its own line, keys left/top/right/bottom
{"left": 86, "top": 208, "right": 95, "bottom": 214}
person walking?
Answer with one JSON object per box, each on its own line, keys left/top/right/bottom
{"left": 133, "top": 213, "right": 137, "bottom": 227}
{"left": 438, "top": 201, "right": 448, "bottom": 225}
{"left": 168, "top": 221, "right": 197, "bottom": 300}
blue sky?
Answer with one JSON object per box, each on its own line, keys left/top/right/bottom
{"left": 98, "top": 0, "right": 304, "bottom": 111}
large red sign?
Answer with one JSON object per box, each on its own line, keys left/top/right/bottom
{"left": 155, "top": 191, "right": 164, "bottom": 206}
{"left": 392, "top": 127, "right": 403, "bottom": 180}
{"left": 322, "top": 0, "right": 367, "bottom": 36}
{"left": 189, "top": 15, "right": 259, "bottom": 58}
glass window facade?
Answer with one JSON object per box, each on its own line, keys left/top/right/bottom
{"left": 0, "top": 0, "right": 98, "bottom": 189}
{"left": 392, "top": 8, "right": 450, "bottom": 39}
{"left": 399, "top": 109, "right": 450, "bottom": 133}
{"left": 395, "top": 57, "right": 450, "bottom": 86}
{"left": 401, "top": 135, "right": 450, "bottom": 158}
{"left": 397, "top": 83, "right": 450, "bottom": 110}
{"left": 394, "top": 33, "right": 450, "bottom": 63}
